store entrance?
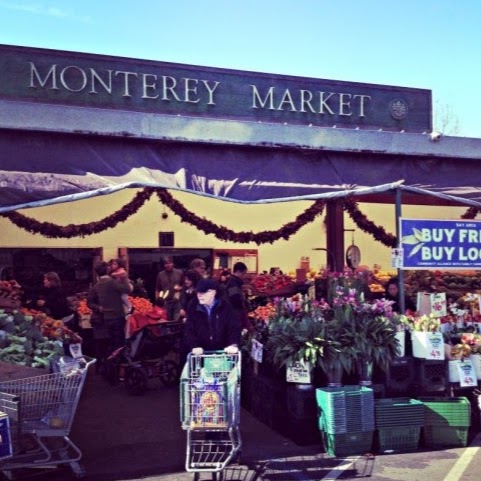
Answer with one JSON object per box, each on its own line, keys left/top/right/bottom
{"left": 124, "top": 248, "right": 214, "bottom": 302}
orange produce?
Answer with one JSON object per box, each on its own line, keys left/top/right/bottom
{"left": 77, "top": 299, "right": 92, "bottom": 315}
{"left": 128, "top": 296, "right": 154, "bottom": 314}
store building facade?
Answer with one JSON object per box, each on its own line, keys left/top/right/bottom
{"left": 0, "top": 44, "right": 480, "bottom": 294}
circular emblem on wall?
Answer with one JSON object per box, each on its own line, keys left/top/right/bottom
{"left": 389, "top": 98, "right": 409, "bottom": 120}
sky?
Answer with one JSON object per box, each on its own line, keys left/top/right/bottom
{"left": 0, "top": 0, "right": 480, "bottom": 137}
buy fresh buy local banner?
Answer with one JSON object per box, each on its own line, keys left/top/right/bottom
{"left": 400, "top": 218, "right": 481, "bottom": 269}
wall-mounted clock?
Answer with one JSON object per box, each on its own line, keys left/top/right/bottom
{"left": 346, "top": 244, "right": 361, "bottom": 269}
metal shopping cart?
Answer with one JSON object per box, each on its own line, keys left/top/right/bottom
{"left": 0, "top": 356, "right": 95, "bottom": 480}
{"left": 180, "top": 351, "right": 242, "bottom": 481}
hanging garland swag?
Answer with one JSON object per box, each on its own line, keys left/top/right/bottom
{"left": 1, "top": 187, "right": 479, "bottom": 245}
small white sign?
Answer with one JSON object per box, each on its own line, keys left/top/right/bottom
{"left": 425, "top": 332, "right": 444, "bottom": 360}
{"left": 286, "top": 359, "right": 312, "bottom": 384}
{"left": 69, "top": 343, "right": 83, "bottom": 359}
{"left": 457, "top": 360, "right": 477, "bottom": 387}
{"left": 250, "top": 339, "right": 263, "bottom": 363}
{"left": 391, "top": 248, "right": 404, "bottom": 268}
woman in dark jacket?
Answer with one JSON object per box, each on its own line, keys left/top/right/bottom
{"left": 178, "top": 269, "right": 201, "bottom": 321}
{"left": 183, "top": 278, "right": 241, "bottom": 354}
{"left": 36, "top": 271, "right": 73, "bottom": 321}
{"left": 384, "top": 277, "right": 416, "bottom": 313}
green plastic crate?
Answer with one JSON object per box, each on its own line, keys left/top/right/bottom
{"left": 322, "top": 429, "right": 374, "bottom": 457}
{"left": 316, "top": 386, "right": 375, "bottom": 433}
{"left": 423, "top": 425, "right": 469, "bottom": 448}
{"left": 377, "top": 426, "right": 421, "bottom": 452}
{"left": 419, "top": 397, "right": 471, "bottom": 427}
{"left": 319, "top": 413, "right": 373, "bottom": 456}
{"left": 375, "top": 398, "right": 424, "bottom": 428}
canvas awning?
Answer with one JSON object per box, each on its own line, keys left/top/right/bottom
{"left": 1, "top": 101, "right": 481, "bottom": 213}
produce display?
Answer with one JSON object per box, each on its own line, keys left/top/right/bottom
{"left": 0, "top": 309, "right": 65, "bottom": 367}
{"left": 404, "top": 270, "right": 481, "bottom": 296}
{"left": 248, "top": 272, "right": 295, "bottom": 295}
{"left": 128, "top": 296, "right": 154, "bottom": 314}
{"left": 0, "top": 280, "right": 22, "bottom": 308}
{"left": 76, "top": 298, "right": 92, "bottom": 316}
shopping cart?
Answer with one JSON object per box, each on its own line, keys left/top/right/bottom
{"left": 0, "top": 356, "right": 95, "bottom": 479}
{"left": 180, "top": 351, "right": 242, "bottom": 481}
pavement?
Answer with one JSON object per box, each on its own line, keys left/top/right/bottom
{"left": 11, "top": 365, "right": 322, "bottom": 481}
{"left": 5, "top": 365, "right": 481, "bottom": 481}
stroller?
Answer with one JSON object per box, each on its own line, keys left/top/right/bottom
{"left": 103, "top": 311, "right": 184, "bottom": 395}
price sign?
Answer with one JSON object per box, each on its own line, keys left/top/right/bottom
{"left": 286, "top": 359, "right": 311, "bottom": 384}
{"left": 391, "top": 248, "right": 404, "bottom": 268}
{"left": 457, "top": 360, "right": 477, "bottom": 387}
{"left": 69, "top": 343, "right": 83, "bottom": 359}
{"left": 425, "top": 332, "right": 444, "bottom": 360}
{"left": 250, "top": 339, "right": 263, "bottom": 363}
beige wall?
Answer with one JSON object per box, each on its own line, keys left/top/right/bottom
{"left": 0, "top": 188, "right": 467, "bottom": 274}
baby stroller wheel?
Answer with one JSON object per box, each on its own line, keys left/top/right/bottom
{"left": 125, "top": 366, "right": 148, "bottom": 395}
{"left": 159, "top": 359, "right": 180, "bottom": 386}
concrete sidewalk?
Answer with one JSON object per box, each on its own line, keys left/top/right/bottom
{"left": 9, "top": 366, "right": 481, "bottom": 481}
{"left": 29, "top": 366, "right": 322, "bottom": 481}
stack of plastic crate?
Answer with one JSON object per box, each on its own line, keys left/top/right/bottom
{"left": 419, "top": 396, "right": 471, "bottom": 448}
{"left": 374, "top": 398, "right": 424, "bottom": 452}
{"left": 285, "top": 384, "right": 320, "bottom": 445}
{"left": 316, "top": 386, "right": 374, "bottom": 456}
{"left": 413, "top": 359, "right": 447, "bottom": 394}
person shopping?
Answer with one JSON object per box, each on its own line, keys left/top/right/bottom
{"left": 87, "top": 261, "right": 133, "bottom": 366}
{"left": 183, "top": 278, "right": 241, "bottom": 356}
{"left": 384, "top": 277, "right": 416, "bottom": 313}
{"left": 36, "top": 271, "right": 74, "bottom": 322}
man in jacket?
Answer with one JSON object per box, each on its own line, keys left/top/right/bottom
{"left": 155, "top": 256, "right": 184, "bottom": 321}
{"left": 87, "top": 261, "right": 133, "bottom": 356}
{"left": 225, "top": 261, "right": 249, "bottom": 330}
{"left": 183, "top": 278, "right": 240, "bottom": 355}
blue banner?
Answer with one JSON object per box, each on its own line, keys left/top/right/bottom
{"left": 400, "top": 218, "right": 481, "bottom": 269}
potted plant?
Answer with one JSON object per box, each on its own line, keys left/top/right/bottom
{"left": 265, "top": 271, "right": 403, "bottom": 387}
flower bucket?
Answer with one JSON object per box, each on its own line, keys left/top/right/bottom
{"left": 448, "top": 359, "right": 476, "bottom": 384}
{"left": 357, "top": 359, "right": 374, "bottom": 386}
{"left": 395, "top": 330, "right": 405, "bottom": 358}
{"left": 411, "top": 331, "right": 445, "bottom": 360}
{"left": 469, "top": 354, "right": 481, "bottom": 380}
{"left": 326, "top": 363, "right": 343, "bottom": 387}
{"left": 448, "top": 360, "right": 461, "bottom": 382}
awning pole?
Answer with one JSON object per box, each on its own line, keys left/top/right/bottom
{"left": 395, "top": 188, "right": 405, "bottom": 313}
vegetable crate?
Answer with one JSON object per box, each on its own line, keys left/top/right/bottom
{"left": 419, "top": 396, "right": 471, "bottom": 448}
{"left": 374, "top": 398, "right": 424, "bottom": 452}
{"left": 316, "top": 386, "right": 374, "bottom": 456}
{"left": 412, "top": 359, "right": 447, "bottom": 395}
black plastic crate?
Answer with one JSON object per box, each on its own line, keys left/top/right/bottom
{"left": 413, "top": 358, "right": 447, "bottom": 394}
{"left": 250, "top": 374, "right": 287, "bottom": 430}
{"left": 384, "top": 357, "right": 415, "bottom": 395}
{"left": 285, "top": 416, "right": 322, "bottom": 446}
{"left": 286, "top": 384, "right": 317, "bottom": 420}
